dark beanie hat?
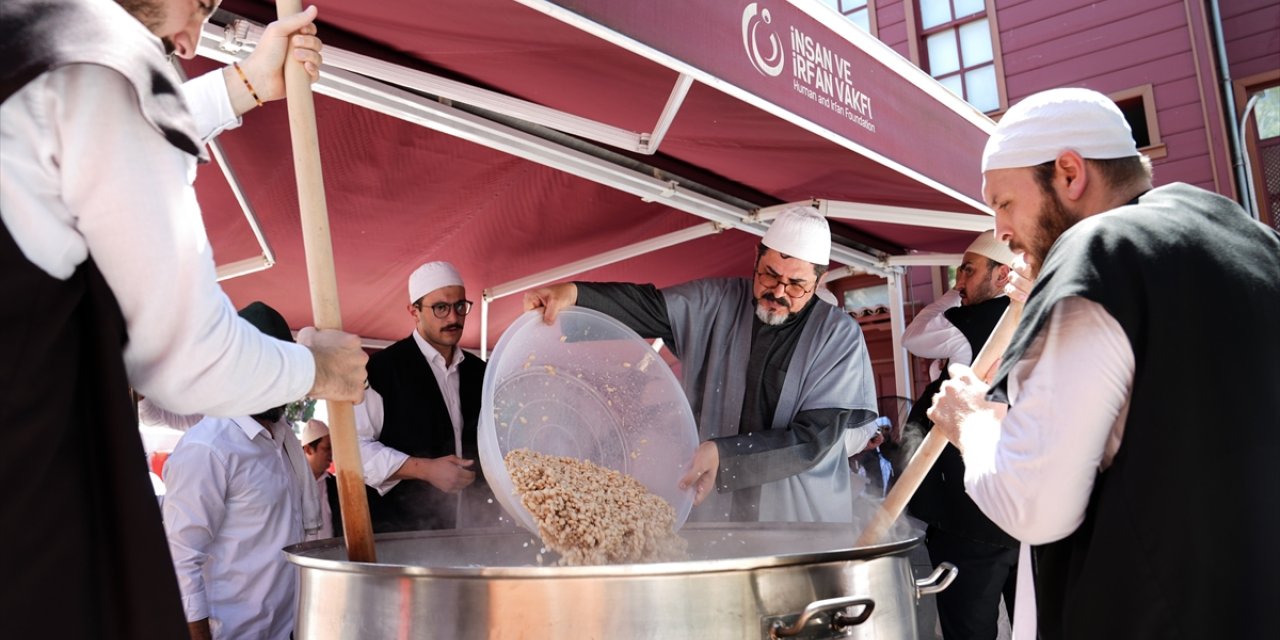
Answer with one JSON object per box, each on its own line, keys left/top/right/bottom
{"left": 237, "top": 301, "right": 294, "bottom": 343}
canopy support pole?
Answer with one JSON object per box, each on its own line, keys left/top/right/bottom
{"left": 484, "top": 222, "right": 725, "bottom": 302}
{"left": 818, "top": 200, "right": 995, "bottom": 232}
{"left": 480, "top": 296, "right": 491, "bottom": 361}
{"left": 640, "top": 73, "right": 694, "bottom": 154}
{"left": 885, "top": 269, "right": 913, "bottom": 401}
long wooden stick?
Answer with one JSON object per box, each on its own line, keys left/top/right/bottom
{"left": 855, "top": 299, "right": 1024, "bottom": 546}
{"left": 276, "top": 0, "right": 376, "bottom": 562}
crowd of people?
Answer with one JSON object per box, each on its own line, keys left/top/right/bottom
{"left": 3, "top": 1, "right": 1275, "bottom": 639}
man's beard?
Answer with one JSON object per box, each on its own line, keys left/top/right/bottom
{"left": 962, "top": 279, "right": 999, "bottom": 306}
{"left": 115, "top": 0, "right": 177, "bottom": 53}
{"left": 1013, "top": 187, "right": 1080, "bottom": 277}
{"left": 116, "top": 0, "right": 164, "bottom": 31}
{"left": 754, "top": 293, "right": 792, "bottom": 326}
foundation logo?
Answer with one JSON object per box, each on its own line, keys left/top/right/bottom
{"left": 742, "top": 2, "right": 784, "bottom": 77}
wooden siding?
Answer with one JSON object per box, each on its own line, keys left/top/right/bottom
{"left": 873, "top": 0, "right": 913, "bottom": 59}
{"left": 868, "top": 0, "right": 1240, "bottom": 196}
{"left": 1220, "top": 0, "right": 1280, "bottom": 81}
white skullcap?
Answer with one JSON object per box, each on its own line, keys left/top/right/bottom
{"left": 408, "top": 261, "right": 464, "bottom": 304}
{"left": 762, "top": 206, "right": 831, "bottom": 265}
{"left": 965, "top": 230, "right": 1016, "bottom": 265}
{"left": 299, "top": 419, "right": 329, "bottom": 446}
{"left": 982, "top": 88, "right": 1139, "bottom": 172}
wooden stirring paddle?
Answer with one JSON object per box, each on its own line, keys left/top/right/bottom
{"left": 855, "top": 299, "right": 1023, "bottom": 546}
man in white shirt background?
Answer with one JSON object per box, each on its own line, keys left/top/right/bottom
{"left": 927, "top": 88, "right": 1280, "bottom": 639}
{"left": 356, "top": 261, "right": 500, "bottom": 532}
{"left": 163, "top": 302, "right": 324, "bottom": 640}
{"left": 899, "top": 232, "right": 1018, "bottom": 640}
{"left": 300, "top": 419, "right": 337, "bottom": 540}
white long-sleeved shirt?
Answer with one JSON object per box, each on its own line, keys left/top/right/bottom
{"left": 354, "top": 331, "right": 466, "bottom": 493}
{"left": 902, "top": 288, "right": 971, "bottom": 367}
{"left": 306, "top": 472, "right": 335, "bottom": 541}
{"left": 179, "top": 69, "right": 242, "bottom": 144}
{"left": 958, "top": 296, "right": 1134, "bottom": 639}
{"left": 0, "top": 62, "right": 313, "bottom": 416}
{"left": 162, "top": 416, "right": 307, "bottom": 640}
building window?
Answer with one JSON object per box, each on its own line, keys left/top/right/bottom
{"left": 1253, "top": 86, "right": 1280, "bottom": 140}
{"left": 819, "top": 0, "right": 873, "bottom": 33}
{"left": 1110, "top": 85, "right": 1167, "bottom": 159}
{"left": 917, "top": 0, "right": 1000, "bottom": 113}
{"left": 1243, "top": 83, "right": 1280, "bottom": 231}
{"left": 842, "top": 283, "right": 890, "bottom": 313}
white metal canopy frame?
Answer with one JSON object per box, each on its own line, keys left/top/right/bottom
{"left": 194, "top": 4, "right": 995, "bottom": 398}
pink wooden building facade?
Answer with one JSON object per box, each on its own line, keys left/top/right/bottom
{"left": 823, "top": 0, "right": 1279, "bottom": 411}
{"left": 828, "top": 0, "right": 1279, "bottom": 226}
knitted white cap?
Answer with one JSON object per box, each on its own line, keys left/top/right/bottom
{"left": 762, "top": 206, "right": 831, "bottom": 265}
{"left": 408, "top": 261, "right": 464, "bottom": 304}
{"left": 982, "top": 88, "right": 1139, "bottom": 172}
{"left": 299, "top": 419, "right": 329, "bottom": 446}
{"left": 965, "top": 230, "right": 1016, "bottom": 265}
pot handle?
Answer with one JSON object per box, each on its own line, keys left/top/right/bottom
{"left": 916, "top": 562, "right": 959, "bottom": 597}
{"left": 770, "top": 595, "right": 875, "bottom": 638}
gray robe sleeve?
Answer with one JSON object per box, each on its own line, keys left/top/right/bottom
{"left": 713, "top": 407, "right": 873, "bottom": 491}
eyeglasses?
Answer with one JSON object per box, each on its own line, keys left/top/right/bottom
{"left": 415, "top": 300, "right": 474, "bottom": 318}
{"left": 756, "top": 270, "right": 814, "bottom": 298}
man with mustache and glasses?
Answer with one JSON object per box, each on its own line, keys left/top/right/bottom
{"left": 162, "top": 303, "right": 326, "bottom": 640}
{"left": 355, "top": 261, "right": 499, "bottom": 532}
{"left": 1, "top": 1, "right": 365, "bottom": 639}
{"left": 927, "top": 88, "right": 1280, "bottom": 640}
{"left": 526, "top": 207, "right": 878, "bottom": 522}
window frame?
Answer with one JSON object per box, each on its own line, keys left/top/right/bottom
{"left": 820, "top": 0, "right": 879, "bottom": 37}
{"left": 905, "top": 0, "right": 1008, "bottom": 114}
{"left": 1110, "top": 84, "right": 1168, "bottom": 160}
{"left": 1233, "top": 70, "right": 1280, "bottom": 230}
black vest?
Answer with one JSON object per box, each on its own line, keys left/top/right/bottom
{"left": 989, "top": 183, "right": 1280, "bottom": 640}
{"left": 364, "top": 336, "right": 489, "bottom": 532}
{"left": 1, "top": 1, "right": 202, "bottom": 637}
{"left": 905, "top": 295, "right": 1017, "bottom": 548}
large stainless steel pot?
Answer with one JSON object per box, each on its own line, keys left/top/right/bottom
{"left": 286, "top": 523, "right": 955, "bottom": 639}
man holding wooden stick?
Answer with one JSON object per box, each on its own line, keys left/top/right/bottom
{"left": 0, "top": 1, "right": 367, "bottom": 638}
{"left": 900, "top": 231, "right": 1019, "bottom": 640}
{"left": 927, "top": 88, "right": 1280, "bottom": 639}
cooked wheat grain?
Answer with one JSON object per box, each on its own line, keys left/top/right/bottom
{"left": 506, "top": 448, "right": 687, "bottom": 566}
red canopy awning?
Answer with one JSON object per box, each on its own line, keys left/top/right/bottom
{"left": 191, "top": 0, "right": 994, "bottom": 348}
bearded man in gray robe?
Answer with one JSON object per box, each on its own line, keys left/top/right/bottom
{"left": 525, "top": 207, "right": 878, "bottom": 522}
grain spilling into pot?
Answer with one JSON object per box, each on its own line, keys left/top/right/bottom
{"left": 506, "top": 448, "right": 688, "bottom": 566}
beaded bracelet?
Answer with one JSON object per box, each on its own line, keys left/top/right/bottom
{"left": 232, "top": 61, "right": 263, "bottom": 108}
